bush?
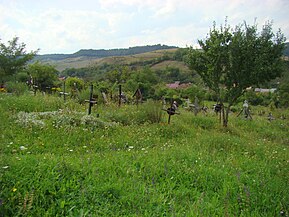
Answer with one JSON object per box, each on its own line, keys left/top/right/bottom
{"left": 5, "top": 82, "right": 29, "bottom": 95}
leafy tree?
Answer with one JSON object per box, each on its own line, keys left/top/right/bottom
{"left": 65, "top": 77, "right": 85, "bottom": 91}
{"left": 187, "top": 20, "right": 286, "bottom": 126}
{"left": 0, "top": 37, "right": 38, "bottom": 79}
{"left": 27, "top": 62, "right": 58, "bottom": 91}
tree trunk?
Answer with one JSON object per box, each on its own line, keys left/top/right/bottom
{"left": 222, "top": 105, "right": 231, "bottom": 127}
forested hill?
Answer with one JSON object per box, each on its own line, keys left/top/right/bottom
{"left": 34, "top": 44, "right": 178, "bottom": 61}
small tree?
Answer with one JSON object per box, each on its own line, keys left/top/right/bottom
{"left": 187, "top": 20, "right": 286, "bottom": 126}
{"left": 27, "top": 62, "right": 58, "bottom": 91}
{"left": 0, "top": 37, "right": 38, "bottom": 80}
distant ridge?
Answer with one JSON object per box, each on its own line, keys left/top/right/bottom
{"left": 34, "top": 44, "right": 178, "bottom": 62}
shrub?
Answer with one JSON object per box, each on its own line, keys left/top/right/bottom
{"left": 5, "top": 82, "right": 29, "bottom": 95}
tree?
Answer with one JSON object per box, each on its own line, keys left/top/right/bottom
{"left": 0, "top": 37, "right": 38, "bottom": 79}
{"left": 186, "top": 20, "right": 286, "bottom": 126}
{"left": 27, "top": 62, "right": 58, "bottom": 91}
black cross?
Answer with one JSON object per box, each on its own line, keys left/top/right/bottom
{"left": 162, "top": 99, "right": 180, "bottom": 124}
{"left": 59, "top": 80, "right": 69, "bottom": 102}
{"left": 133, "top": 88, "right": 142, "bottom": 107}
{"left": 85, "top": 84, "right": 97, "bottom": 115}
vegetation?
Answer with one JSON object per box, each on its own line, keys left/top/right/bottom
{"left": 0, "top": 93, "right": 288, "bottom": 216}
{"left": 0, "top": 37, "right": 38, "bottom": 81}
{"left": 26, "top": 62, "right": 59, "bottom": 91}
{"left": 186, "top": 20, "right": 286, "bottom": 127}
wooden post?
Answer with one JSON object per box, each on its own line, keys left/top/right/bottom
{"left": 162, "top": 98, "right": 180, "bottom": 124}
{"left": 63, "top": 80, "right": 66, "bottom": 102}
{"left": 118, "top": 84, "right": 122, "bottom": 107}
{"left": 88, "top": 84, "right": 93, "bottom": 115}
{"left": 84, "top": 84, "right": 97, "bottom": 115}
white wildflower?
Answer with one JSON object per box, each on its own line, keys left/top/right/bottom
{"left": 20, "top": 146, "right": 27, "bottom": 150}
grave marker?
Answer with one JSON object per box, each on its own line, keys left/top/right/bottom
{"left": 237, "top": 100, "right": 252, "bottom": 120}
{"left": 118, "top": 84, "right": 122, "bottom": 107}
{"left": 133, "top": 88, "right": 143, "bottom": 107}
{"left": 59, "top": 80, "right": 69, "bottom": 102}
{"left": 85, "top": 84, "right": 97, "bottom": 115}
{"left": 162, "top": 99, "right": 180, "bottom": 124}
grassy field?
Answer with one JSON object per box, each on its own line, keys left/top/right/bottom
{"left": 0, "top": 93, "right": 288, "bottom": 216}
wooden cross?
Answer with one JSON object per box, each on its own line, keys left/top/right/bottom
{"left": 85, "top": 84, "right": 97, "bottom": 115}
{"left": 59, "top": 80, "right": 69, "bottom": 102}
{"left": 162, "top": 98, "right": 180, "bottom": 124}
{"left": 118, "top": 84, "right": 122, "bottom": 107}
{"left": 133, "top": 88, "right": 143, "bottom": 107}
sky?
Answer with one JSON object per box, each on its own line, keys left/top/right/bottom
{"left": 0, "top": 0, "right": 288, "bottom": 54}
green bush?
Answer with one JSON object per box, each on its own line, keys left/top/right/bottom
{"left": 5, "top": 82, "right": 29, "bottom": 95}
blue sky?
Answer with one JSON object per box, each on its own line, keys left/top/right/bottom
{"left": 1, "top": 0, "right": 288, "bottom": 54}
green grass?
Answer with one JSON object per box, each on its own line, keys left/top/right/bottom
{"left": 0, "top": 93, "right": 288, "bottom": 216}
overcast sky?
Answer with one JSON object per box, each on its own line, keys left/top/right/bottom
{"left": 0, "top": 0, "right": 288, "bottom": 54}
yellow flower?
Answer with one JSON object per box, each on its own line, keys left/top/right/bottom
{"left": 12, "top": 187, "right": 17, "bottom": 192}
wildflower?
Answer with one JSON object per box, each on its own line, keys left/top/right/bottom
{"left": 12, "top": 187, "right": 17, "bottom": 192}
{"left": 20, "top": 146, "right": 27, "bottom": 150}
{"left": 2, "top": 166, "right": 9, "bottom": 169}
{"left": 128, "top": 146, "right": 134, "bottom": 149}
{"left": 69, "top": 149, "right": 73, "bottom": 152}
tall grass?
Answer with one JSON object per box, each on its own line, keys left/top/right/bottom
{"left": 0, "top": 93, "right": 288, "bottom": 216}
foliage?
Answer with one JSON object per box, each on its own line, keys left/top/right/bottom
{"left": 5, "top": 82, "right": 29, "bottom": 96}
{"left": 0, "top": 37, "right": 38, "bottom": 79}
{"left": 277, "top": 82, "right": 289, "bottom": 107}
{"left": 65, "top": 77, "right": 84, "bottom": 90}
{"left": 26, "top": 62, "right": 58, "bottom": 91}
{"left": 187, "top": 20, "right": 286, "bottom": 126}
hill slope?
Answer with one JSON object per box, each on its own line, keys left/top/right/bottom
{"left": 34, "top": 44, "right": 178, "bottom": 62}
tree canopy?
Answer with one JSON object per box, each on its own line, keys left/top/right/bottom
{"left": 27, "top": 61, "right": 58, "bottom": 91}
{"left": 186, "top": 20, "right": 286, "bottom": 126}
{"left": 0, "top": 37, "right": 38, "bottom": 79}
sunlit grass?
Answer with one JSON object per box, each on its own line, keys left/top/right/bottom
{"left": 0, "top": 93, "right": 288, "bottom": 216}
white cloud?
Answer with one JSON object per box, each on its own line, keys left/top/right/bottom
{"left": 1, "top": 0, "right": 288, "bottom": 54}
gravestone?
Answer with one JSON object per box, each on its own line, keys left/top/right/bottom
{"left": 237, "top": 100, "right": 252, "bottom": 120}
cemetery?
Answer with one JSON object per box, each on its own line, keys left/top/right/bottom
{"left": 0, "top": 22, "right": 289, "bottom": 216}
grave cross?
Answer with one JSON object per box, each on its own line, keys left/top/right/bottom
{"left": 59, "top": 80, "right": 69, "bottom": 102}
{"left": 118, "top": 84, "right": 122, "bottom": 107}
{"left": 85, "top": 84, "right": 97, "bottom": 115}
{"left": 133, "top": 88, "right": 143, "bottom": 107}
{"left": 162, "top": 99, "right": 180, "bottom": 124}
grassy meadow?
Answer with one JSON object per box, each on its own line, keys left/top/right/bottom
{"left": 0, "top": 93, "right": 288, "bottom": 216}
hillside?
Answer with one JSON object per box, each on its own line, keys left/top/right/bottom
{"left": 36, "top": 47, "right": 181, "bottom": 72}
{"left": 34, "top": 44, "right": 178, "bottom": 62}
